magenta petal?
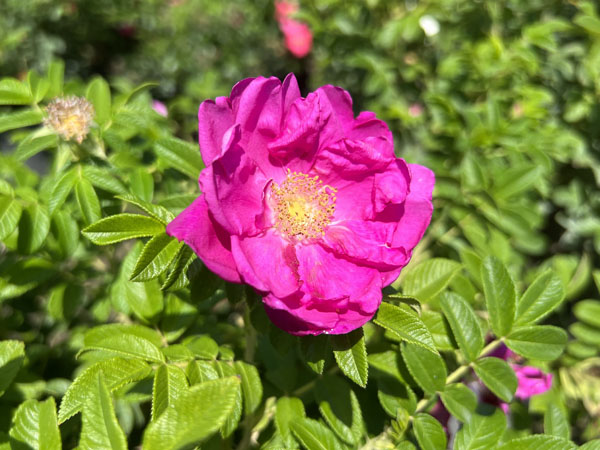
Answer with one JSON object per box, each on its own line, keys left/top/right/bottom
{"left": 197, "top": 96, "right": 234, "bottom": 166}
{"left": 231, "top": 230, "right": 300, "bottom": 299}
{"left": 166, "top": 196, "right": 241, "bottom": 283}
{"left": 323, "top": 220, "right": 410, "bottom": 270}
{"left": 314, "top": 137, "right": 394, "bottom": 181}
{"left": 513, "top": 365, "right": 553, "bottom": 399}
{"left": 386, "top": 163, "right": 435, "bottom": 250}
{"left": 296, "top": 243, "right": 382, "bottom": 315}
{"left": 199, "top": 139, "right": 268, "bottom": 236}
{"left": 263, "top": 290, "right": 377, "bottom": 336}
{"left": 374, "top": 160, "right": 411, "bottom": 213}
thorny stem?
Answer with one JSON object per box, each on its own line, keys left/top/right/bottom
{"left": 414, "top": 338, "right": 503, "bottom": 414}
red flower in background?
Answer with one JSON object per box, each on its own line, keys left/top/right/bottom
{"left": 275, "top": 1, "right": 313, "bottom": 58}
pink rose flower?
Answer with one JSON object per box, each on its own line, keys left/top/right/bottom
{"left": 513, "top": 365, "right": 553, "bottom": 399}
{"left": 275, "top": 1, "right": 313, "bottom": 58}
{"left": 166, "top": 74, "right": 434, "bottom": 335}
{"left": 152, "top": 100, "right": 168, "bottom": 117}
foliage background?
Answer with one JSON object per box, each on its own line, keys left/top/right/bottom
{"left": 1, "top": 0, "right": 600, "bottom": 449}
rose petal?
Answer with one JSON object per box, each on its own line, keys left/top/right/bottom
{"left": 377, "top": 164, "right": 435, "bottom": 250}
{"left": 197, "top": 96, "right": 234, "bottom": 166}
{"left": 323, "top": 220, "right": 410, "bottom": 269}
{"left": 166, "top": 196, "right": 241, "bottom": 283}
{"left": 296, "top": 243, "right": 381, "bottom": 315}
{"left": 263, "top": 290, "right": 376, "bottom": 335}
{"left": 231, "top": 230, "right": 300, "bottom": 298}
{"left": 199, "top": 136, "right": 268, "bottom": 236}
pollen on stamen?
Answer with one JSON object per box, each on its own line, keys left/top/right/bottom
{"left": 271, "top": 169, "right": 337, "bottom": 240}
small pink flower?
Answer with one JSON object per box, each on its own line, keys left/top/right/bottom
{"left": 408, "top": 103, "right": 423, "bottom": 118}
{"left": 275, "top": 1, "right": 313, "bottom": 58}
{"left": 152, "top": 100, "right": 168, "bottom": 117}
{"left": 512, "top": 365, "right": 553, "bottom": 399}
{"left": 167, "top": 74, "right": 434, "bottom": 335}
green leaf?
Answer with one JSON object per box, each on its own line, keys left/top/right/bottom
{"left": 46, "top": 60, "right": 64, "bottom": 98}
{"left": 82, "top": 166, "right": 128, "bottom": 195}
{"left": 440, "top": 383, "right": 477, "bottom": 423}
{"left": 48, "top": 168, "right": 78, "bottom": 216}
{"left": 129, "top": 168, "right": 154, "bottom": 202}
{"left": 186, "top": 360, "right": 219, "bottom": 385}
{"left": 75, "top": 177, "right": 101, "bottom": 226}
{"left": 573, "top": 299, "right": 600, "bottom": 328}
{"left": 575, "top": 15, "right": 600, "bottom": 34}
{"left": 151, "top": 364, "right": 188, "bottom": 421}
{"left": 331, "top": 328, "right": 368, "bottom": 387}
{"left": 52, "top": 211, "right": 79, "bottom": 257}
{"left": 413, "top": 413, "right": 447, "bottom": 450}
{"left": 17, "top": 203, "right": 50, "bottom": 254}
{"left": 440, "top": 292, "right": 484, "bottom": 362}
{"left": 401, "top": 258, "right": 462, "bottom": 302}
{"left": 494, "top": 166, "right": 542, "bottom": 199}
{"left": 161, "top": 245, "right": 195, "bottom": 291}
{"left": 505, "top": 325, "right": 567, "bottom": 361}
{"left": 481, "top": 255, "right": 516, "bottom": 337}
{"left": 0, "top": 196, "right": 22, "bottom": 241}
{"left": 580, "top": 440, "right": 600, "bottom": 450}
{"left": 86, "top": 77, "right": 111, "bottom": 127}
{"left": 421, "top": 309, "right": 456, "bottom": 351}
{"left": 79, "top": 373, "right": 127, "bottom": 450}
{"left": 82, "top": 324, "right": 164, "bottom": 362}
{"left": 315, "top": 376, "right": 363, "bottom": 445}
{"left": 516, "top": 270, "right": 564, "bottom": 325}
{"left": 0, "top": 340, "right": 25, "bottom": 397}
{"left": 9, "top": 397, "right": 61, "bottom": 450}
{"left": 234, "top": 361, "right": 263, "bottom": 415}
{"left": 130, "top": 233, "right": 183, "bottom": 282}
{"left": 0, "top": 78, "right": 33, "bottom": 105}
{"left": 290, "top": 418, "right": 344, "bottom": 450}
{"left": 453, "top": 408, "right": 506, "bottom": 450}
{"left": 142, "top": 377, "right": 241, "bottom": 450}
{"left": 112, "top": 243, "right": 164, "bottom": 323}
{"left": 299, "top": 335, "right": 329, "bottom": 375}
{"left": 15, "top": 134, "right": 57, "bottom": 162}
{"left": 401, "top": 342, "right": 447, "bottom": 395}
{"left": 82, "top": 213, "right": 165, "bottom": 245}
{"left": 58, "top": 357, "right": 151, "bottom": 423}
{"left": 495, "top": 435, "right": 577, "bottom": 450}
{"left": 544, "top": 403, "right": 570, "bottom": 440}
{"left": 376, "top": 376, "right": 417, "bottom": 417}
{"left": 374, "top": 302, "right": 437, "bottom": 353}
{"left": 0, "top": 109, "right": 43, "bottom": 133}
{"left": 213, "top": 361, "right": 242, "bottom": 438}
{"left": 27, "top": 71, "right": 50, "bottom": 104}
{"left": 154, "top": 137, "right": 204, "bottom": 178}
{"left": 116, "top": 194, "right": 174, "bottom": 224}
{"left": 276, "top": 397, "right": 305, "bottom": 449}
{"left": 185, "top": 335, "right": 219, "bottom": 360}
{"left": 473, "top": 357, "right": 517, "bottom": 403}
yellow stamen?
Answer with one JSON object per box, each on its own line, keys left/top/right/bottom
{"left": 271, "top": 169, "right": 336, "bottom": 240}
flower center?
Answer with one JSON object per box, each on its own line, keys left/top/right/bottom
{"left": 271, "top": 170, "right": 336, "bottom": 240}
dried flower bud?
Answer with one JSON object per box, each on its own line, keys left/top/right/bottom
{"left": 44, "top": 96, "right": 95, "bottom": 144}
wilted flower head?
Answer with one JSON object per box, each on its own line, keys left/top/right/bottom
{"left": 44, "top": 96, "right": 94, "bottom": 144}
{"left": 275, "top": 1, "right": 313, "bottom": 58}
{"left": 167, "top": 74, "right": 434, "bottom": 336}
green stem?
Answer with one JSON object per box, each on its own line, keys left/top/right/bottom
{"left": 414, "top": 339, "right": 503, "bottom": 414}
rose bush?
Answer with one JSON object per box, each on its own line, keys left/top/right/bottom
{"left": 167, "top": 74, "right": 434, "bottom": 335}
